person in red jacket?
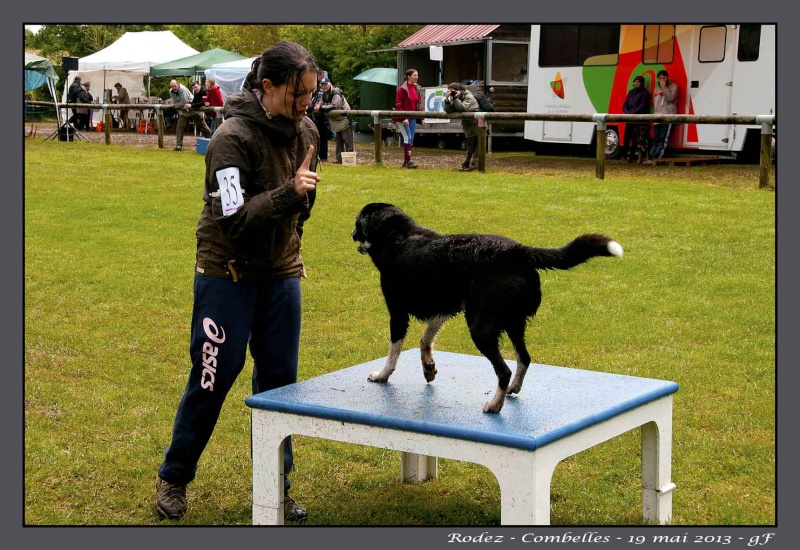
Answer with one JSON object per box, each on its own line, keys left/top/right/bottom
{"left": 203, "top": 77, "right": 225, "bottom": 134}
{"left": 394, "top": 69, "right": 423, "bottom": 168}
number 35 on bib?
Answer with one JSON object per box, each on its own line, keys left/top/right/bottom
{"left": 215, "top": 167, "right": 244, "bottom": 217}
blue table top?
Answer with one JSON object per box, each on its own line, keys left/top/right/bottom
{"left": 246, "top": 350, "right": 678, "bottom": 451}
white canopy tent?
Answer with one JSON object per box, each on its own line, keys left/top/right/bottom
{"left": 204, "top": 57, "right": 257, "bottom": 102}
{"left": 60, "top": 31, "right": 199, "bottom": 124}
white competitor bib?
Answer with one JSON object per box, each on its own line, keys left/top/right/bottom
{"left": 215, "top": 167, "right": 243, "bottom": 217}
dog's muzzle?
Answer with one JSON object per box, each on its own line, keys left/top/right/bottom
{"left": 356, "top": 241, "right": 370, "bottom": 255}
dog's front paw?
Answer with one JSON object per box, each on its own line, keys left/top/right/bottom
{"left": 482, "top": 401, "right": 502, "bottom": 414}
{"left": 367, "top": 371, "right": 389, "bottom": 383}
{"left": 422, "top": 362, "right": 437, "bottom": 382}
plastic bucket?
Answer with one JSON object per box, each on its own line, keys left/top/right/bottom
{"left": 341, "top": 151, "right": 357, "bottom": 166}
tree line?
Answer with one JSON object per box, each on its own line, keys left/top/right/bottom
{"left": 25, "top": 24, "right": 423, "bottom": 108}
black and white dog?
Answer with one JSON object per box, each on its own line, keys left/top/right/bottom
{"left": 352, "top": 202, "right": 623, "bottom": 413}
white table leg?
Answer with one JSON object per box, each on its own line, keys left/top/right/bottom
{"left": 400, "top": 452, "right": 438, "bottom": 482}
{"left": 490, "top": 449, "right": 557, "bottom": 525}
{"left": 641, "top": 397, "right": 675, "bottom": 524}
{"left": 251, "top": 410, "right": 287, "bottom": 525}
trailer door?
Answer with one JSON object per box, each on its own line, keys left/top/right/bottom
{"left": 684, "top": 25, "right": 736, "bottom": 150}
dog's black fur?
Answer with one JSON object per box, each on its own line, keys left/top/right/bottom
{"left": 352, "top": 202, "right": 623, "bottom": 413}
{"left": 636, "top": 125, "right": 652, "bottom": 164}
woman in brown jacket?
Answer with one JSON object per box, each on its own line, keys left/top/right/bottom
{"left": 156, "top": 42, "right": 320, "bottom": 523}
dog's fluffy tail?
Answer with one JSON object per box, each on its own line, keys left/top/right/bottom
{"left": 526, "top": 234, "right": 623, "bottom": 271}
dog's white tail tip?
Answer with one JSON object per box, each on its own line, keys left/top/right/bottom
{"left": 607, "top": 240, "right": 624, "bottom": 257}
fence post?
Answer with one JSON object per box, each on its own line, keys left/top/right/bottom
{"left": 756, "top": 115, "right": 775, "bottom": 189}
{"left": 103, "top": 108, "right": 112, "bottom": 145}
{"left": 593, "top": 114, "right": 607, "bottom": 180}
{"left": 372, "top": 111, "right": 383, "bottom": 166}
{"left": 156, "top": 106, "right": 165, "bottom": 150}
{"left": 477, "top": 114, "right": 487, "bottom": 173}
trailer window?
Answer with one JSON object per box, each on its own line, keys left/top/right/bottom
{"left": 738, "top": 24, "right": 761, "bottom": 61}
{"left": 539, "top": 25, "right": 619, "bottom": 67}
{"left": 488, "top": 41, "right": 530, "bottom": 84}
{"left": 643, "top": 25, "right": 675, "bottom": 64}
{"left": 698, "top": 26, "right": 727, "bottom": 63}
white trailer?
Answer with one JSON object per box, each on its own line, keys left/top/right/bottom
{"left": 524, "top": 24, "right": 775, "bottom": 160}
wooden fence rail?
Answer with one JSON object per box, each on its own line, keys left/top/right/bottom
{"left": 27, "top": 101, "right": 775, "bottom": 188}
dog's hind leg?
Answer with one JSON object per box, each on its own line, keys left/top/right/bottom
{"left": 506, "top": 322, "right": 532, "bottom": 395}
{"left": 469, "top": 328, "right": 512, "bottom": 413}
{"left": 368, "top": 312, "right": 409, "bottom": 383}
{"left": 479, "top": 346, "right": 512, "bottom": 414}
{"left": 420, "top": 315, "right": 448, "bottom": 382}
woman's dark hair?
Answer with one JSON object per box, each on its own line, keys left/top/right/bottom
{"left": 403, "top": 69, "right": 417, "bottom": 82}
{"left": 447, "top": 82, "right": 465, "bottom": 91}
{"left": 244, "top": 41, "right": 318, "bottom": 119}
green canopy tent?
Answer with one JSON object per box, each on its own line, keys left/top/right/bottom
{"left": 353, "top": 67, "right": 398, "bottom": 134}
{"left": 25, "top": 52, "right": 60, "bottom": 123}
{"left": 149, "top": 48, "right": 248, "bottom": 80}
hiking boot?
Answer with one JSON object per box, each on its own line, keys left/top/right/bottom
{"left": 404, "top": 160, "right": 418, "bottom": 169}
{"left": 156, "top": 478, "right": 187, "bottom": 519}
{"left": 173, "top": 146, "right": 182, "bottom": 151}
{"left": 284, "top": 494, "right": 307, "bottom": 522}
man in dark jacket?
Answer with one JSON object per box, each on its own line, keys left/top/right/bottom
{"left": 307, "top": 70, "right": 329, "bottom": 160}
{"left": 169, "top": 79, "right": 211, "bottom": 151}
{"left": 621, "top": 75, "right": 651, "bottom": 162}
{"left": 66, "top": 76, "right": 83, "bottom": 127}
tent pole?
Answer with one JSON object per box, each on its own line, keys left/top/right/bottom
{"left": 48, "top": 78, "right": 61, "bottom": 126}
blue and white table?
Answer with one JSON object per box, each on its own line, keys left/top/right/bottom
{"left": 246, "top": 349, "right": 678, "bottom": 525}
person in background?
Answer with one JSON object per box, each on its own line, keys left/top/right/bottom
{"left": 191, "top": 80, "right": 208, "bottom": 116}
{"left": 168, "top": 79, "right": 211, "bottom": 151}
{"left": 443, "top": 82, "right": 480, "bottom": 171}
{"left": 156, "top": 41, "right": 320, "bottom": 522}
{"left": 308, "top": 70, "right": 329, "bottom": 161}
{"left": 318, "top": 77, "right": 353, "bottom": 164}
{"left": 646, "top": 70, "right": 679, "bottom": 164}
{"left": 75, "top": 81, "right": 93, "bottom": 130}
{"left": 203, "top": 77, "right": 224, "bottom": 134}
{"left": 620, "top": 75, "right": 651, "bottom": 162}
{"left": 67, "top": 76, "right": 82, "bottom": 127}
{"left": 394, "top": 69, "right": 423, "bottom": 168}
{"left": 113, "top": 82, "right": 131, "bottom": 130}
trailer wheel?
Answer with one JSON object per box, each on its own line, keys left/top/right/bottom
{"left": 437, "top": 136, "right": 447, "bottom": 149}
{"left": 605, "top": 127, "right": 622, "bottom": 159}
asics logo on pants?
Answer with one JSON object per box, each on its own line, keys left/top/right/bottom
{"left": 200, "top": 317, "right": 226, "bottom": 391}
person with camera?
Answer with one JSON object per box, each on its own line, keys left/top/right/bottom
{"left": 317, "top": 77, "right": 353, "bottom": 164}
{"left": 443, "top": 82, "right": 480, "bottom": 172}
{"left": 307, "top": 70, "right": 330, "bottom": 161}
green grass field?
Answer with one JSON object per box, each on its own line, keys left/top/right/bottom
{"left": 24, "top": 139, "right": 775, "bottom": 525}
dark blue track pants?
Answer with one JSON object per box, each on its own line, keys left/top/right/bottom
{"left": 649, "top": 123, "right": 672, "bottom": 160}
{"left": 158, "top": 275, "right": 301, "bottom": 491}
